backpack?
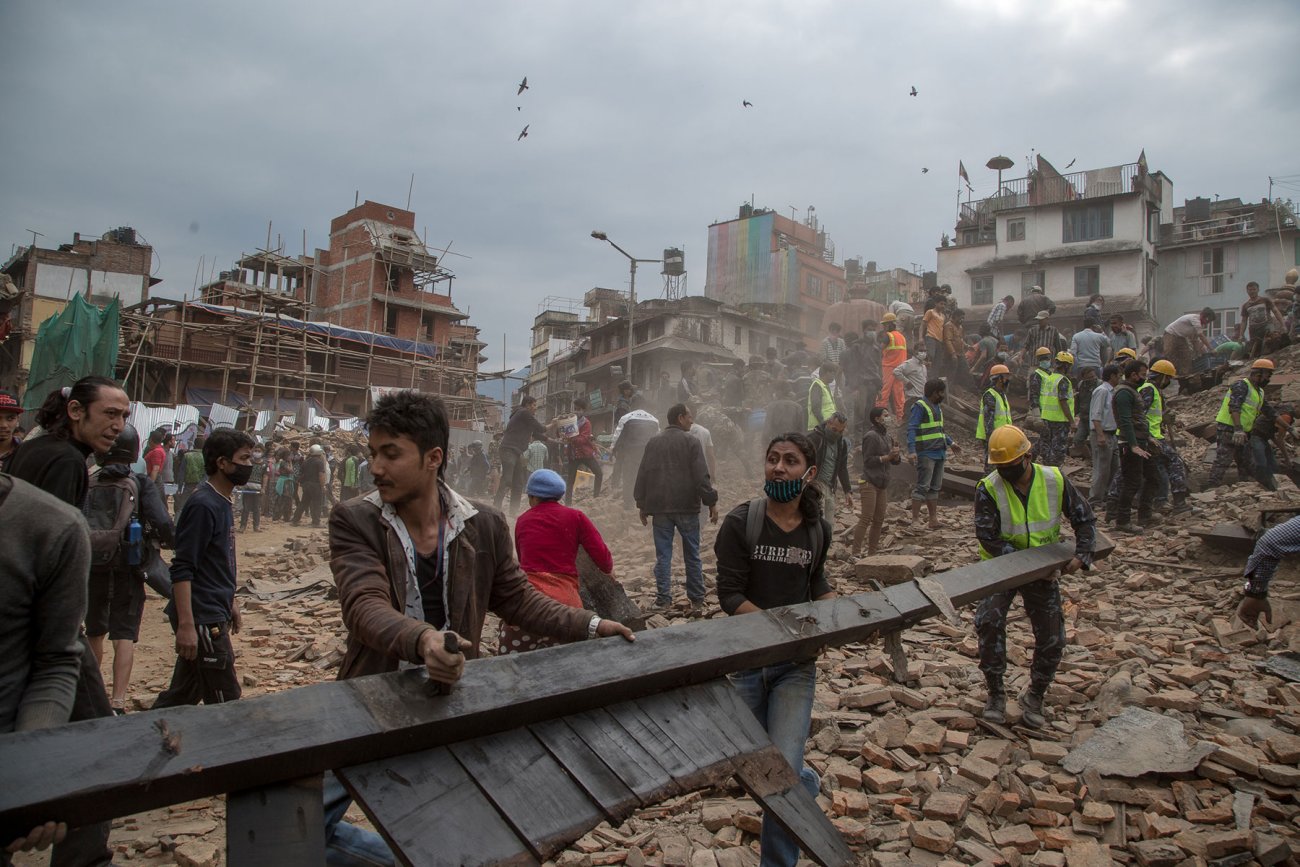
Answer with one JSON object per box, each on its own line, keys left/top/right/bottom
{"left": 85, "top": 473, "right": 139, "bottom": 568}
{"left": 743, "top": 497, "right": 826, "bottom": 602}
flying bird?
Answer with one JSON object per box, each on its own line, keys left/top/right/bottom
{"left": 517, "top": 124, "right": 529, "bottom": 141}
{"left": 909, "top": 86, "right": 918, "bottom": 97}
{"left": 1064, "top": 158, "right": 1077, "bottom": 169}
{"left": 517, "top": 76, "right": 528, "bottom": 95}
{"left": 921, "top": 167, "right": 929, "bottom": 173}
{"left": 742, "top": 100, "right": 753, "bottom": 108}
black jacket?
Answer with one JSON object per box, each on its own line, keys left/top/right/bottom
{"left": 500, "top": 408, "right": 546, "bottom": 453}
{"left": 807, "top": 424, "right": 851, "bottom": 496}
{"left": 633, "top": 426, "right": 718, "bottom": 515}
{"left": 860, "top": 426, "right": 898, "bottom": 490}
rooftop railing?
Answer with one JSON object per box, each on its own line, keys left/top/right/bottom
{"left": 959, "top": 162, "right": 1142, "bottom": 225}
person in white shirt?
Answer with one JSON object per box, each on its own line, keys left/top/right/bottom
{"left": 1089, "top": 364, "right": 1121, "bottom": 507}
{"left": 1162, "top": 308, "right": 1214, "bottom": 373}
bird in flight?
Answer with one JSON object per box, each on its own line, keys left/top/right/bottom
{"left": 517, "top": 76, "right": 529, "bottom": 96}
{"left": 742, "top": 100, "right": 753, "bottom": 108}
{"left": 517, "top": 125, "right": 529, "bottom": 141}
{"left": 1064, "top": 158, "right": 1077, "bottom": 169}
{"left": 921, "top": 167, "right": 929, "bottom": 173}
{"left": 909, "top": 86, "right": 918, "bottom": 97}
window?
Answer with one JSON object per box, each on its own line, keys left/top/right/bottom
{"left": 734, "top": 325, "right": 742, "bottom": 344}
{"left": 971, "top": 276, "right": 994, "bottom": 306}
{"left": 421, "top": 310, "right": 436, "bottom": 341}
{"left": 961, "top": 229, "right": 978, "bottom": 245}
{"left": 1006, "top": 218, "right": 1026, "bottom": 241}
{"left": 1062, "top": 203, "right": 1114, "bottom": 242}
{"left": 1212, "top": 309, "right": 1238, "bottom": 339}
{"left": 1020, "top": 271, "right": 1045, "bottom": 298}
{"left": 1200, "top": 246, "right": 1225, "bottom": 296}
{"left": 806, "top": 274, "right": 822, "bottom": 298}
{"left": 1074, "top": 266, "right": 1100, "bottom": 298}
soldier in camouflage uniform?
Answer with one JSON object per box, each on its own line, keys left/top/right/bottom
{"left": 1035, "top": 351, "right": 1076, "bottom": 467}
{"left": 1209, "top": 359, "right": 1274, "bottom": 488}
{"left": 974, "top": 425, "right": 1095, "bottom": 729}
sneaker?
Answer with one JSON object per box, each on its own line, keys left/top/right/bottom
{"left": 1019, "top": 691, "right": 1047, "bottom": 729}
{"left": 981, "top": 688, "right": 1007, "bottom": 725}
{"left": 688, "top": 599, "right": 706, "bottom": 616}
{"left": 1112, "top": 523, "right": 1144, "bottom": 535}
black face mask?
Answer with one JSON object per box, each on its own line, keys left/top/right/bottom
{"left": 996, "top": 459, "right": 1028, "bottom": 484}
{"left": 225, "top": 463, "right": 254, "bottom": 486}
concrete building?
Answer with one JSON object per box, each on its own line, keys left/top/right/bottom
{"left": 704, "top": 205, "right": 846, "bottom": 344}
{"left": 0, "top": 227, "right": 158, "bottom": 393}
{"left": 937, "top": 157, "right": 1170, "bottom": 336}
{"left": 1154, "top": 197, "right": 1300, "bottom": 337}
{"left": 569, "top": 294, "right": 804, "bottom": 431}
{"left": 528, "top": 297, "right": 589, "bottom": 420}
{"left": 845, "top": 259, "right": 924, "bottom": 307}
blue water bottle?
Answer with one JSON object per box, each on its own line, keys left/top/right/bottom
{"left": 126, "top": 517, "right": 143, "bottom": 566}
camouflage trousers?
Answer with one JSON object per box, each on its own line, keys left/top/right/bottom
{"left": 1036, "top": 421, "right": 1071, "bottom": 467}
{"left": 975, "top": 577, "right": 1065, "bottom": 695}
{"left": 1208, "top": 423, "right": 1253, "bottom": 487}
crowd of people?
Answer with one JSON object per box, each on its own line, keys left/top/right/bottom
{"left": 4, "top": 270, "right": 1298, "bottom": 864}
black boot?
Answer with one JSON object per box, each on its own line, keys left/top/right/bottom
{"left": 982, "top": 681, "right": 1006, "bottom": 724}
{"left": 1019, "top": 690, "right": 1047, "bottom": 729}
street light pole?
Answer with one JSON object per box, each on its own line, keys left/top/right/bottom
{"left": 591, "top": 231, "right": 660, "bottom": 389}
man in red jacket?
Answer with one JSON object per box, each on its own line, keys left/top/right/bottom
{"left": 562, "top": 396, "right": 603, "bottom": 504}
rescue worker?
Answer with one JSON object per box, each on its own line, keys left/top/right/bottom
{"left": 1141, "top": 359, "right": 1192, "bottom": 514}
{"left": 1114, "top": 347, "right": 1137, "bottom": 363}
{"left": 975, "top": 425, "right": 1095, "bottom": 729}
{"left": 1112, "top": 359, "right": 1159, "bottom": 533}
{"left": 1037, "top": 351, "right": 1075, "bottom": 467}
{"left": 807, "top": 362, "right": 838, "bottom": 428}
{"left": 1026, "top": 347, "right": 1053, "bottom": 419}
{"left": 975, "top": 364, "right": 1013, "bottom": 470}
{"left": 875, "top": 313, "right": 907, "bottom": 420}
{"left": 1208, "top": 358, "right": 1274, "bottom": 488}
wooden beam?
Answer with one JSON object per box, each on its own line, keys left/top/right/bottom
{"left": 0, "top": 540, "right": 1111, "bottom": 837}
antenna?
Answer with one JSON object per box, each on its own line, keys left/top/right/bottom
{"left": 24, "top": 229, "right": 43, "bottom": 249}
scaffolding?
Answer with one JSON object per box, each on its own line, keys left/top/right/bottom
{"left": 117, "top": 247, "right": 487, "bottom": 425}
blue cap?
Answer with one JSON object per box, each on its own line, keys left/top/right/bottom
{"left": 525, "top": 468, "right": 566, "bottom": 500}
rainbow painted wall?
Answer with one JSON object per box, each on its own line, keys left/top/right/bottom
{"left": 704, "top": 213, "right": 800, "bottom": 306}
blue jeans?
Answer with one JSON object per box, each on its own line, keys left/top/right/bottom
{"left": 652, "top": 513, "right": 704, "bottom": 605}
{"left": 728, "top": 661, "right": 820, "bottom": 867}
{"left": 913, "top": 453, "right": 945, "bottom": 501}
{"left": 1251, "top": 436, "right": 1279, "bottom": 490}
{"left": 323, "top": 771, "right": 395, "bottom": 866}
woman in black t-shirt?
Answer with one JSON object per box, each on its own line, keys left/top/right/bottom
{"left": 714, "top": 433, "right": 834, "bottom": 867}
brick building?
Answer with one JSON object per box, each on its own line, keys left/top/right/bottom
{"left": 0, "top": 227, "right": 157, "bottom": 394}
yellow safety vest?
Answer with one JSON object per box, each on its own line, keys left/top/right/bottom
{"left": 978, "top": 464, "right": 1065, "bottom": 559}
{"left": 1215, "top": 379, "right": 1263, "bottom": 432}
{"left": 1040, "top": 373, "right": 1074, "bottom": 423}
{"left": 975, "top": 388, "right": 1012, "bottom": 441}
{"left": 807, "top": 378, "right": 835, "bottom": 428}
{"left": 914, "top": 399, "right": 946, "bottom": 450}
{"left": 1138, "top": 381, "right": 1163, "bottom": 440}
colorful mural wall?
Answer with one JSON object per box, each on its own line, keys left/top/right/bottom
{"left": 704, "top": 213, "right": 800, "bottom": 306}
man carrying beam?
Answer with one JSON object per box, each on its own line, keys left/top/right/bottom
{"left": 327, "top": 390, "right": 635, "bottom": 864}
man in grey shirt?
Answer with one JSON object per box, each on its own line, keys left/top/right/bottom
{"left": 1070, "top": 323, "right": 1111, "bottom": 377}
{"left": 1089, "top": 364, "right": 1121, "bottom": 507}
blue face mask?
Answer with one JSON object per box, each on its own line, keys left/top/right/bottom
{"left": 1038, "top": 360, "right": 1051, "bottom": 370}
{"left": 764, "top": 468, "right": 812, "bottom": 503}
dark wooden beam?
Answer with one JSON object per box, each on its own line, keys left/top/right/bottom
{"left": 0, "top": 540, "right": 1111, "bottom": 837}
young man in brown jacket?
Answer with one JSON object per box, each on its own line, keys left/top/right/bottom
{"left": 325, "top": 390, "right": 634, "bottom": 864}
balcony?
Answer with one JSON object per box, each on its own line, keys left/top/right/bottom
{"left": 958, "top": 162, "right": 1144, "bottom": 227}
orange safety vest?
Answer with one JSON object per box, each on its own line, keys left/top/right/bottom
{"left": 882, "top": 330, "right": 907, "bottom": 367}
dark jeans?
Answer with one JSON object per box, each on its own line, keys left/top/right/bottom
{"left": 294, "top": 485, "right": 323, "bottom": 526}
{"left": 1114, "top": 444, "right": 1159, "bottom": 526}
{"left": 652, "top": 513, "right": 704, "bottom": 605}
{"left": 240, "top": 492, "right": 261, "bottom": 531}
{"left": 495, "top": 447, "right": 527, "bottom": 511}
{"left": 47, "top": 640, "right": 115, "bottom": 867}
{"left": 563, "top": 457, "right": 602, "bottom": 504}
{"left": 154, "top": 622, "right": 242, "bottom": 708}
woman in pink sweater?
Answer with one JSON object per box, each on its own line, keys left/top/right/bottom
{"left": 498, "top": 469, "right": 615, "bottom": 653}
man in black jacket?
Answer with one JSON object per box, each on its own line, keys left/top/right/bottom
{"left": 634, "top": 404, "right": 718, "bottom": 612}
{"left": 807, "top": 412, "right": 853, "bottom": 520}
{"left": 495, "top": 395, "right": 547, "bottom": 513}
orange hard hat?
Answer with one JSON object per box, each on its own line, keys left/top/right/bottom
{"left": 988, "top": 364, "right": 1011, "bottom": 377}
{"left": 1252, "top": 358, "right": 1276, "bottom": 370}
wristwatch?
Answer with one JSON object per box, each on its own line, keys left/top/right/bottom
{"left": 587, "top": 615, "right": 602, "bottom": 639}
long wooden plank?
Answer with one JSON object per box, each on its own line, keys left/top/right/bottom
{"left": 563, "top": 707, "right": 678, "bottom": 803}
{"left": 0, "top": 540, "right": 1110, "bottom": 836}
{"left": 447, "top": 729, "right": 604, "bottom": 861}
{"left": 226, "top": 775, "right": 324, "bottom": 867}
{"left": 340, "top": 747, "right": 535, "bottom": 867}
{"left": 528, "top": 718, "right": 640, "bottom": 822}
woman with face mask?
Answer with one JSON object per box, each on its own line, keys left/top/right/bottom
{"left": 714, "top": 433, "right": 834, "bottom": 867}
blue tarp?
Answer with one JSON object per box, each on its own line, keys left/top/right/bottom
{"left": 189, "top": 301, "right": 443, "bottom": 360}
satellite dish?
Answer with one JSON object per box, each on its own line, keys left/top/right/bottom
{"left": 985, "top": 156, "right": 1014, "bottom": 171}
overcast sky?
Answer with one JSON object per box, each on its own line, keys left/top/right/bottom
{"left": 3, "top": 0, "right": 1297, "bottom": 369}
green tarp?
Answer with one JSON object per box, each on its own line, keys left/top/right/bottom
{"left": 22, "top": 294, "right": 120, "bottom": 409}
